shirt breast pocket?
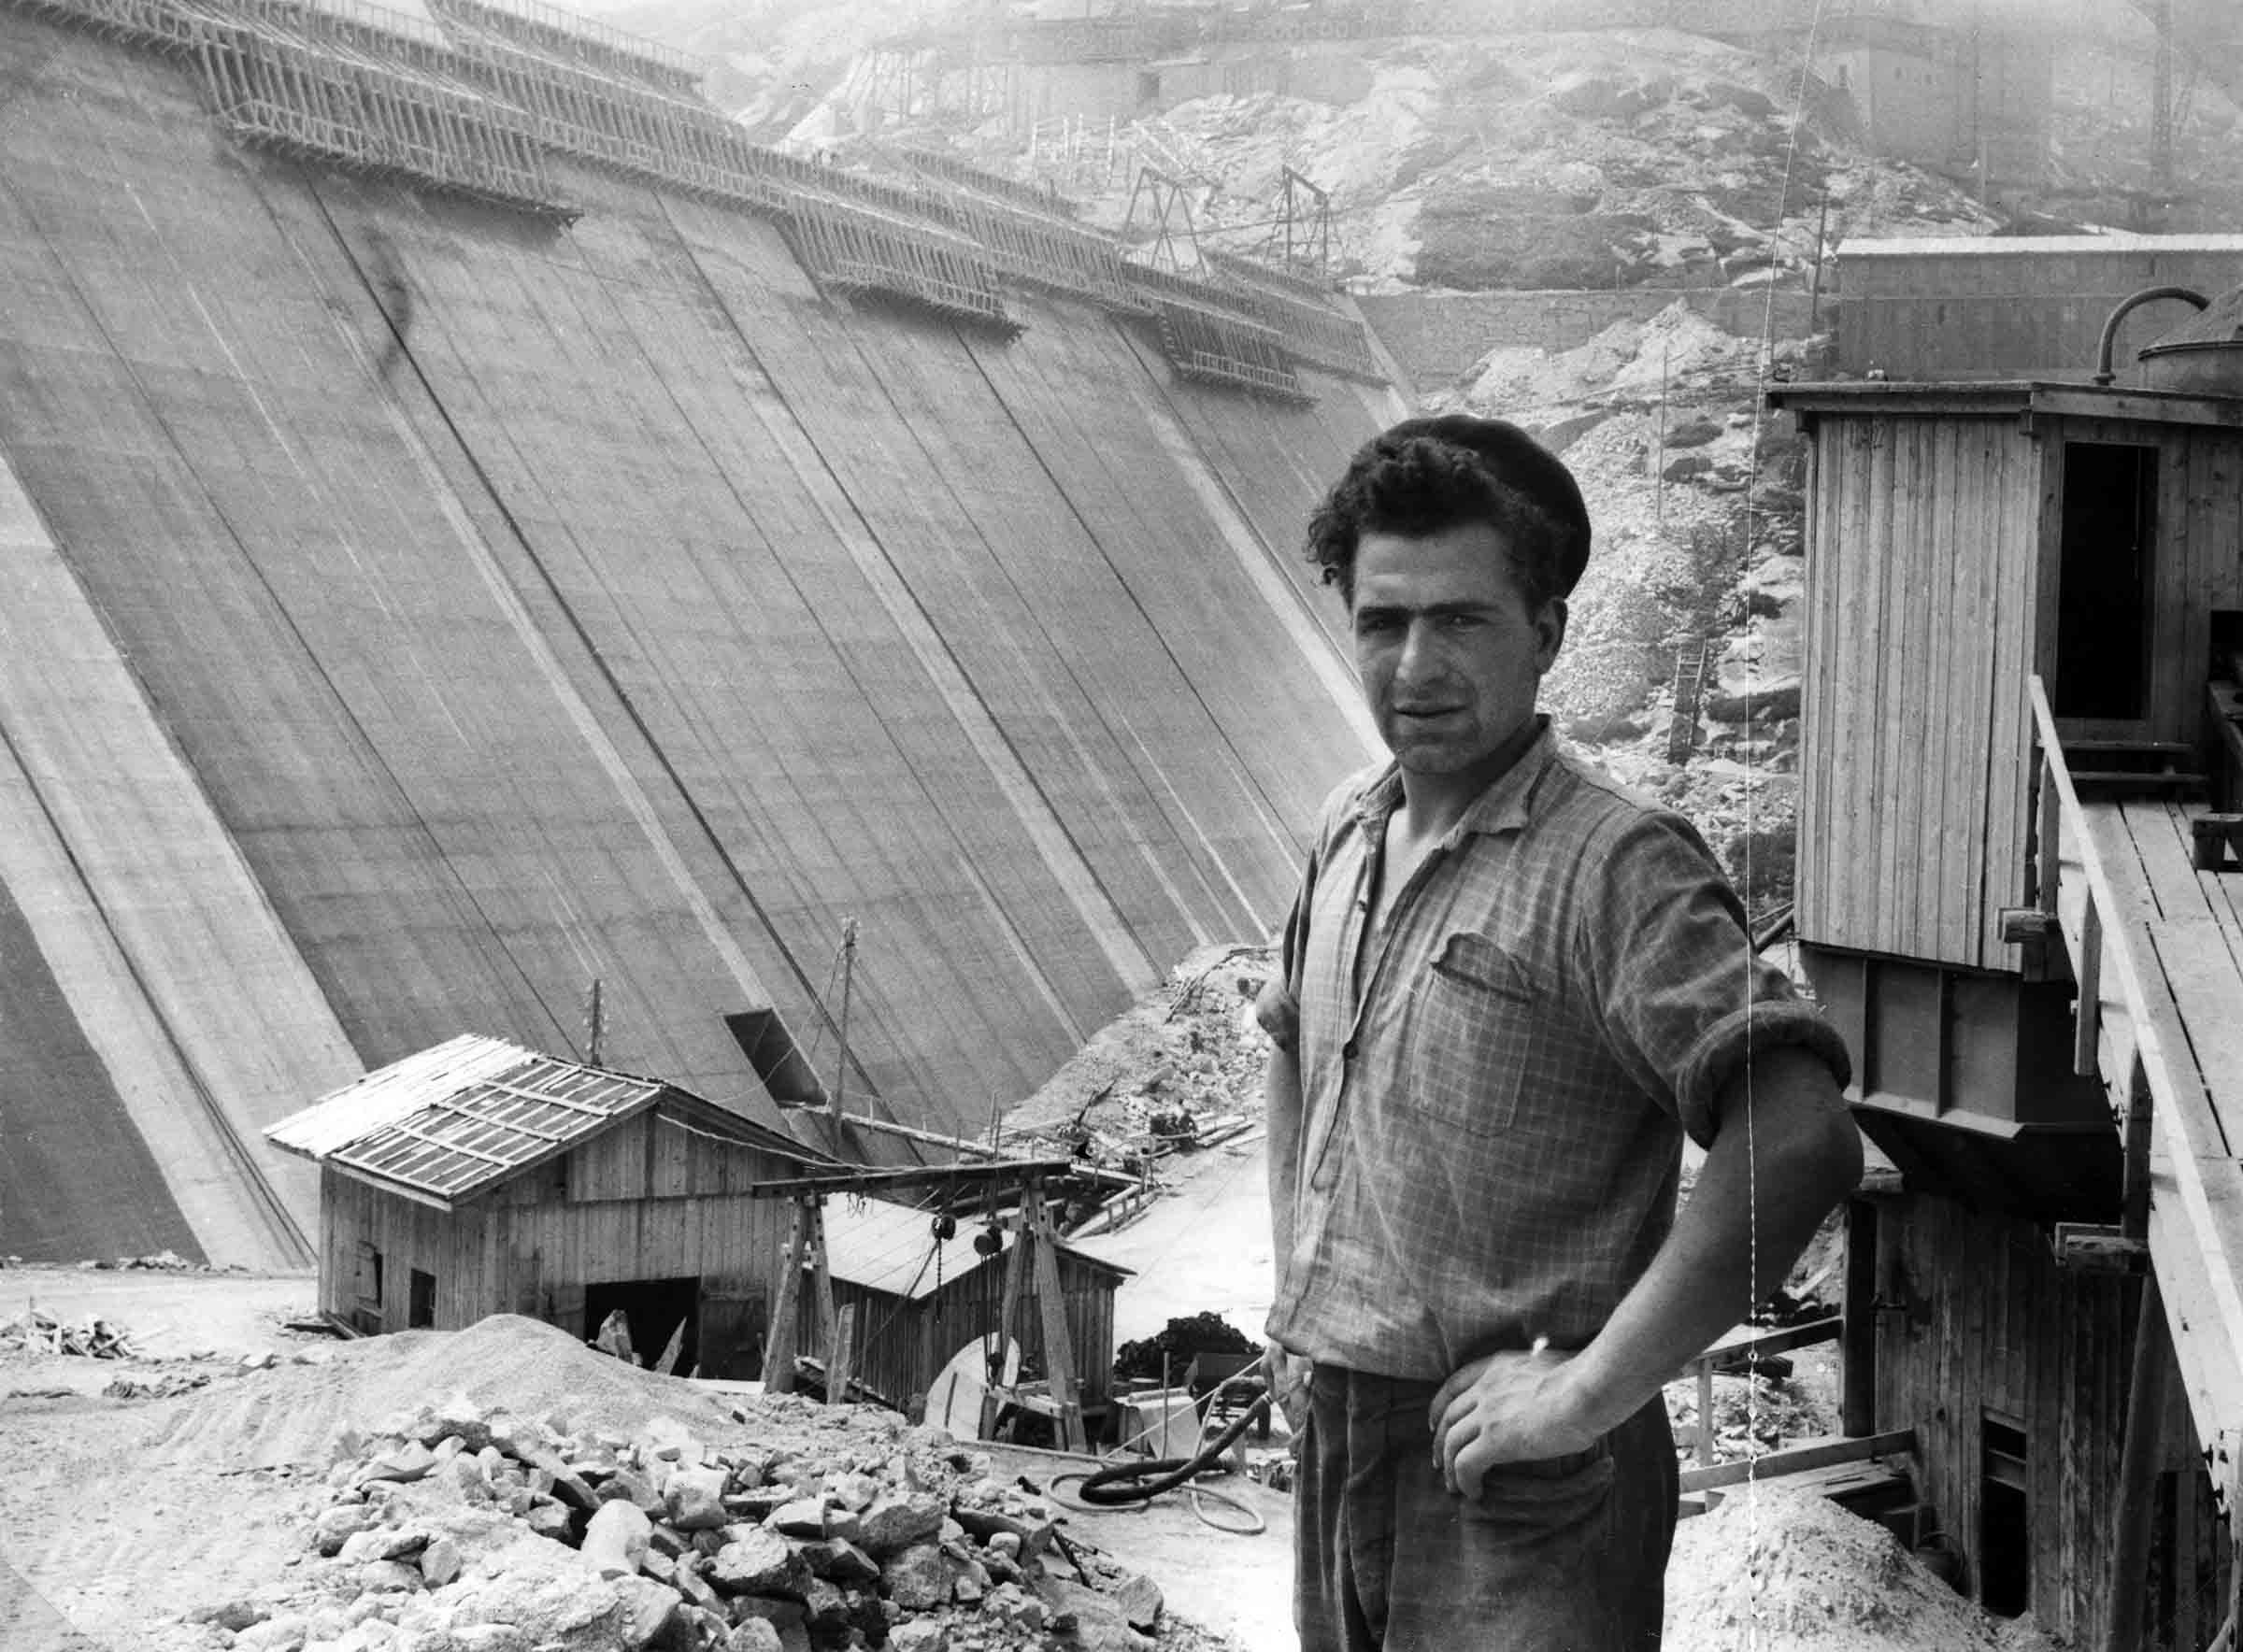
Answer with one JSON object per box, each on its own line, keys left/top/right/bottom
{"left": 1404, "top": 932, "right": 1536, "bottom": 1137}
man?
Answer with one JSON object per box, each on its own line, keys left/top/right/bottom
{"left": 1258, "top": 415, "right": 1860, "bottom": 1651}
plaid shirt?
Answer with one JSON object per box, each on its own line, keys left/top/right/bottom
{"left": 1266, "top": 722, "right": 1851, "bottom": 1380}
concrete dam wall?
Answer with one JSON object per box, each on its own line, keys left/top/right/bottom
{"left": 0, "top": 4, "right": 1396, "bottom": 1267}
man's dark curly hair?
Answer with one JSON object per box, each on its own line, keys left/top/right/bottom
{"left": 1306, "top": 415, "right": 1593, "bottom": 610}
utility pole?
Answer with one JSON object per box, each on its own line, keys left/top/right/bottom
{"left": 829, "top": 919, "right": 858, "bottom": 1121}
{"left": 2150, "top": 0, "right": 2175, "bottom": 193}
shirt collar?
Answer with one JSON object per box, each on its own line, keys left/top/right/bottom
{"left": 1354, "top": 716, "right": 1557, "bottom": 840}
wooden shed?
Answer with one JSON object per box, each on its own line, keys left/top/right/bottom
{"left": 265, "top": 1033, "right": 836, "bottom": 1377}
{"left": 812, "top": 1194, "right": 1130, "bottom": 1414}
{"left": 1770, "top": 372, "right": 2243, "bottom": 1645}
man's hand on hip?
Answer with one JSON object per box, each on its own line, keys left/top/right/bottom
{"left": 1428, "top": 1347, "right": 1604, "bottom": 1499}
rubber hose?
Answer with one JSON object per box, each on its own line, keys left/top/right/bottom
{"left": 1072, "top": 1385, "right": 1274, "bottom": 1505}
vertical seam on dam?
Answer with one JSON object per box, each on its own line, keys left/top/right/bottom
{"left": 0, "top": 164, "right": 577, "bottom": 1059}
{"left": 651, "top": 200, "right": 1164, "bottom": 1003}
{"left": 305, "top": 183, "right": 896, "bottom": 1105}
{"left": 956, "top": 327, "right": 1304, "bottom": 865}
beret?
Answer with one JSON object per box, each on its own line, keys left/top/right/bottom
{"left": 1378, "top": 414, "right": 1593, "bottom": 597}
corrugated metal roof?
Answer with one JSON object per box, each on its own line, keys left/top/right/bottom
{"left": 1839, "top": 234, "right": 2243, "bottom": 258}
{"left": 821, "top": 1195, "right": 1131, "bottom": 1300}
{"left": 265, "top": 1033, "right": 821, "bottom": 1204}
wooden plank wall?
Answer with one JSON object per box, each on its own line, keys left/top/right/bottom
{"left": 800, "top": 1250, "right": 1121, "bottom": 1411}
{"left": 1800, "top": 413, "right": 2041, "bottom": 971}
{"left": 319, "top": 1165, "right": 492, "bottom": 1332}
{"left": 2028, "top": 418, "right": 2243, "bottom": 748}
{"left": 321, "top": 1106, "right": 797, "bottom": 1345}
{"left": 1872, "top": 1191, "right": 2222, "bottom": 1645}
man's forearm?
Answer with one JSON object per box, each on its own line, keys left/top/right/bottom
{"left": 1265, "top": 1041, "right": 1303, "bottom": 1268}
{"left": 1562, "top": 1046, "right": 1862, "bottom": 1437}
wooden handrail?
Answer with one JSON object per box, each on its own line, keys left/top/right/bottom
{"left": 2027, "top": 673, "right": 2243, "bottom": 1505}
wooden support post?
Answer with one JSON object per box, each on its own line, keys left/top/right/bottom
{"left": 2037, "top": 753, "right": 2063, "bottom": 916}
{"left": 830, "top": 1304, "right": 856, "bottom": 1409}
{"left": 981, "top": 1206, "right": 1029, "bottom": 1442}
{"left": 2104, "top": 1275, "right": 2169, "bottom": 1652}
{"left": 1841, "top": 1198, "right": 1879, "bottom": 1438}
{"left": 2074, "top": 894, "right": 2103, "bottom": 1078}
{"left": 807, "top": 1198, "right": 840, "bottom": 1400}
{"left": 764, "top": 1201, "right": 805, "bottom": 1395}
{"left": 2122, "top": 1057, "right": 2154, "bottom": 1244}
{"left": 1696, "top": 1360, "right": 1717, "bottom": 1467}
{"left": 1025, "top": 1181, "right": 1087, "bottom": 1453}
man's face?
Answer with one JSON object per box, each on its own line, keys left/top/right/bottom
{"left": 1350, "top": 524, "right": 1564, "bottom": 783}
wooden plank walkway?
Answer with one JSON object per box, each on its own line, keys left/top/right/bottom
{"left": 2063, "top": 784, "right": 2243, "bottom": 1510}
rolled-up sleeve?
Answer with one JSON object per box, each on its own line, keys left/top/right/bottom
{"left": 1574, "top": 810, "right": 1852, "bottom": 1149}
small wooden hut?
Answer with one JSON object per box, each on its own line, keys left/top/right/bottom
{"left": 265, "top": 1033, "right": 836, "bottom": 1376}
{"left": 815, "top": 1194, "right": 1130, "bottom": 1414}
{"left": 1767, "top": 368, "right": 2243, "bottom": 1645}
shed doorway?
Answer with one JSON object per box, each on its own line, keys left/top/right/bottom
{"left": 583, "top": 1275, "right": 700, "bottom": 1374}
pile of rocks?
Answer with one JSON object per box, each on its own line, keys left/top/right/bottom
{"left": 188, "top": 1395, "right": 1167, "bottom": 1652}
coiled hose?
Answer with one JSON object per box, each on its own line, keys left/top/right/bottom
{"left": 1046, "top": 1368, "right": 1278, "bottom": 1533}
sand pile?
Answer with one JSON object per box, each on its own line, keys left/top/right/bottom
{"left": 1664, "top": 1487, "right": 2006, "bottom": 1651}
{"left": 144, "top": 1317, "right": 801, "bottom": 1475}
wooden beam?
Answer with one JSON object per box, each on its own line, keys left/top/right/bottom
{"left": 2075, "top": 894, "right": 2104, "bottom": 1077}
{"left": 381, "top": 1121, "right": 515, "bottom": 1166}
{"left": 479, "top": 1077, "right": 627, "bottom": 1118}
{"left": 982, "top": 1204, "right": 1030, "bottom": 1442}
{"left": 740, "top": 1159, "right": 1083, "bottom": 1200}
{"left": 1025, "top": 1183, "right": 1087, "bottom": 1453}
{"left": 808, "top": 1199, "right": 839, "bottom": 1402}
{"left": 764, "top": 1201, "right": 805, "bottom": 1396}
{"left": 830, "top": 1303, "right": 856, "bottom": 1411}
{"left": 1677, "top": 1429, "right": 1916, "bottom": 1494}
{"left": 2105, "top": 1275, "right": 2170, "bottom": 1652}
{"left": 1842, "top": 1201, "right": 1879, "bottom": 1438}
{"left": 828, "top": 1113, "right": 1009, "bottom": 1160}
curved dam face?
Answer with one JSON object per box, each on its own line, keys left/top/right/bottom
{"left": 0, "top": 9, "right": 1393, "bottom": 1266}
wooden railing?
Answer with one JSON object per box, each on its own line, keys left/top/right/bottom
{"left": 2025, "top": 673, "right": 2243, "bottom": 1513}
{"left": 1676, "top": 1313, "right": 1842, "bottom": 1468}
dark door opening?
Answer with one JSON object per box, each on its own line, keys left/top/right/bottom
{"left": 583, "top": 1275, "right": 701, "bottom": 1374}
{"left": 725, "top": 1010, "right": 830, "bottom": 1110}
{"left": 1980, "top": 1414, "right": 2030, "bottom": 1616}
{"left": 408, "top": 1268, "right": 436, "bottom": 1330}
{"left": 2052, "top": 441, "right": 2157, "bottom": 722}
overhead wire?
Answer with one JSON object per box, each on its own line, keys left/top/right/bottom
{"left": 1730, "top": 0, "right": 1836, "bottom": 1602}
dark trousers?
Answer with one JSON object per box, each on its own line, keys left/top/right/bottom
{"left": 1294, "top": 1364, "right": 1678, "bottom": 1651}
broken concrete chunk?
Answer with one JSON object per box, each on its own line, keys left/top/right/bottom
{"left": 513, "top": 1445, "right": 597, "bottom": 1510}
{"left": 611, "top": 1574, "right": 693, "bottom": 1652}
{"left": 314, "top": 1502, "right": 379, "bottom": 1557}
{"left": 888, "top": 1619, "right": 948, "bottom": 1652}
{"left": 823, "top": 1472, "right": 880, "bottom": 1513}
{"left": 419, "top": 1536, "right": 462, "bottom": 1588}
{"left": 856, "top": 1492, "right": 944, "bottom": 1557}
{"left": 361, "top": 1442, "right": 437, "bottom": 1485}
{"left": 765, "top": 1496, "right": 827, "bottom": 1540}
{"left": 1115, "top": 1571, "right": 1164, "bottom": 1631}
{"left": 664, "top": 1466, "right": 730, "bottom": 1531}
{"left": 798, "top": 1538, "right": 879, "bottom": 1584}
{"left": 707, "top": 1528, "right": 802, "bottom": 1596}
{"left": 523, "top": 1500, "right": 575, "bottom": 1542}
{"left": 880, "top": 1542, "right": 953, "bottom": 1611}
{"left": 450, "top": 1629, "right": 532, "bottom": 1652}
{"left": 722, "top": 1621, "right": 783, "bottom": 1652}
{"left": 231, "top": 1615, "right": 309, "bottom": 1652}
{"left": 358, "top": 1558, "right": 425, "bottom": 1594}
{"left": 583, "top": 1500, "right": 654, "bottom": 1580}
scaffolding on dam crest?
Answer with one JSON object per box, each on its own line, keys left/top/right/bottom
{"left": 3, "top": 0, "right": 1387, "bottom": 403}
